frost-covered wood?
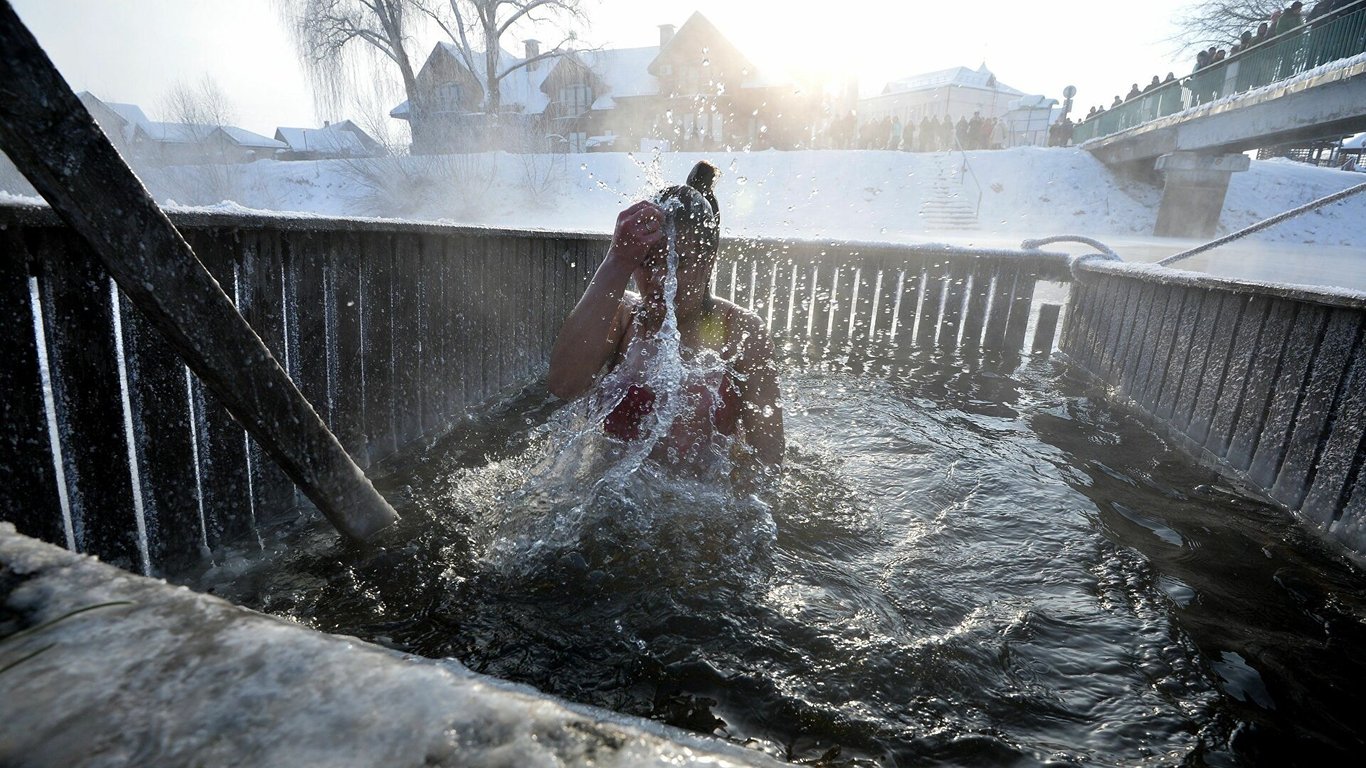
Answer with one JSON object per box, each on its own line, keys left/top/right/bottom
{"left": 0, "top": 4, "right": 397, "bottom": 543}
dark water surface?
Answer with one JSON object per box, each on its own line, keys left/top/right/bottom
{"left": 192, "top": 351, "right": 1366, "bottom": 767}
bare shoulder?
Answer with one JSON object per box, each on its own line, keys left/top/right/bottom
{"left": 710, "top": 297, "right": 774, "bottom": 365}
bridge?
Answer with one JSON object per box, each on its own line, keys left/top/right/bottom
{"left": 1072, "top": 0, "right": 1366, "bottom": 237}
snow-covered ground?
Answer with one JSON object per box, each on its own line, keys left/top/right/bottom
{"left": 4, "top": 146, "right": 1364, "bottom": 287}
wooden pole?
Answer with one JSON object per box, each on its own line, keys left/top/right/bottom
{"left": 0, "top": 2, "right": 398, "bottom": 541}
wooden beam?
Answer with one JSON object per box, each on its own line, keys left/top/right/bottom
{"left": 0, "top": 2, "right": 397, "bottom": 542}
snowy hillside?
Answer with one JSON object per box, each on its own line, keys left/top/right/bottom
{"left": 4, "top": 147, "right": 1363, "bottom": 251}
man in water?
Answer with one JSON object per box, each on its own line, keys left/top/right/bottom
{"left": 547, "top": 161, "right": 784, "bottom": 475}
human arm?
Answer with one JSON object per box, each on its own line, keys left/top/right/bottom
{"left": 547, "top": 201, "right": 663, "bottom": 400}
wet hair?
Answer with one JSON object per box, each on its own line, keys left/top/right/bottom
{"left": 652, "top": 160, "right": 720, "bottom": 259}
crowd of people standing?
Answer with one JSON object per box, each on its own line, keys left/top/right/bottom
{"left": 821, "top": 111, "right": 1012, "bottom": 151}
{"left": 1081, "top": 0, "right": 1361, "bottom": 121}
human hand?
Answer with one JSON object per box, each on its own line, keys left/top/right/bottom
{"left": 608, "top": 201, "right": 665, "bottom": 267}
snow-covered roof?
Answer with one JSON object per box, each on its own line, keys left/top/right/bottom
{"left": 578, "top": 46, "right": 660, "bottom": 109}
{"left": 275, "top": 126, "right": 366, "bottom": 154}
{"left": 137, "top": 122, "right": 218, "bottom": 144}
{"left": 105, "top": 102, "right": 152, "bottom": 132}
{"left": 883, "top": 64, "right": 1024, "bottom": 96}
{"left": 1343, "top": 131, "right": 1366, "bottom": 149}
{"left": 436, "top": 43, "right": 555, "bottom": 114}
{"left": 217, "top": 126, "right": 287, "bottom": 150}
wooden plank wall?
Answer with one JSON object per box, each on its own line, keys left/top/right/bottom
{"left": 1061, "top": 270, "right": 1366, "bottom": 555}
{"left": 0, "top": 214, "right": 601, "bottom": 576}
{"left": 0, "top": 208, "right": 1068, "bottom": 576}
{"left": 713, "top": 240, "right": 1069, "bottom": 360}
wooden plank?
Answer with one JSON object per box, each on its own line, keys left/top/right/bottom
{"left": 808, "top": 262, "right": 835, "bottom": 351}
{"left": 1032, "top": 304, "right": 1062, "bottom": 354}
{"left": 937, "top": 265, "right": 969, "bottom": 349}
{"left": 1058, "top": 278, "right": 1090, "bottom": 363}
{"left": 1226, "top": 299, "right": 1298, "bottom": 471}
{"left": 425, "top": 235, "right": 453, "bottom": 429}
{"left": 390, "top": 235, "right": 422, "bottom": 446}
{"left": 362, "top": 233, "right": 397, "bottom": 461}
{"left": 1300, "top": 324, "right": 1366, "bottom": 525}
{"left": 1002, "top": 273, "right": 1036, "bottom": 354}
{"left": 1102, "top": 278, "right": 1141, "bottom": 378}
{"left": 0, "top": 228, "right": 65, "bottom": 547}
{"left": 1249, "top": 304, "right": 1331, "bottom": 488}
{"left": 757, "top": 250, "right": 780, "bottom": 334}
{"left": 959, "top": 260, "right": 993, "bottom": 350}
{"left": 877, "top": 264, "right": 902, "bottom": 351}
{"left": 480, "top": 233, "right": 502, "bottom": 401}
{"left": 1119, "top": 281, "right": 1160, "bottom": 396}
{"left": 118, "top": 276, "right": 203, "bottom": 574}
{"left": 916, "top": 268, "right": 946, "bottom": 349}
{"left": 1134, "top": 285, "right": 1180, "bottom": 410}
{"left": 731, "top": 253, "right": 753, "bottom": 312}
{"left": 1187, "top": 292, "right": 1245, "bottom": 446}
{"left": 768, "top": 253, "right": 798, "bottom": 343}
{"left": 833, "top": 262, "right": 864, "bottom": 347}
{"left": 1207, "top": 295, "right": 1272, "bottom": 457}
{"left": 330, "top": 232, "right": 367, "bottom": 465}
{"left": 1155, "top": 287, "right": 1207, "bottom": 421}
{"left": 241, "top": 230, "right": 296, "bottom": 526}
{"left": 981, "top": 266, "right": 1016, "bottom": 351}
{"left": 1274, "top": 309, "right": 1364, "bottom": 511}
{"left": 182, "top": 231, "right": 253, "bottom": 550}
{"left": 294, "top": 233, "right": 331, "bottom": 430}
{"left": 1171, "top": 288, "right": 1223, "bottom": 433}
{"left": 35, "top": 230, "right": 140, "bottom": 570}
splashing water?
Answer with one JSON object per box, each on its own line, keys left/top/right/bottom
{"left": 478, "top": 198, "right": 773, "bottom": 586}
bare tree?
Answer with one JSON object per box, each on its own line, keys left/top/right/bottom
{"left": 418, "top": 1, "right": 589, "bottom": 119}
{"left": 1169, "top": 0, "right": 1284, "bottom": 53}
{"left": 161, "top": 74, "right": 236, "bottom": 140}
{"left": 276, "top": 0, "right": 428, "bottom": 142}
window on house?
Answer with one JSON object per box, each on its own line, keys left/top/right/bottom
{"left": 558, "top": 84, "right": 593, "bottom": 115}
{"left": 435, "top": 82, "right": 463, "bottom": 112}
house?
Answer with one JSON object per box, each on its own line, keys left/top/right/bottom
{"left": 392, "top": 12, "right": 819, "bottom": 153}
{"left": 859, "top": 63, "right": 1026, "bottom": 127}
{"left": 211, "top": 127, "right": 288, "bottom": 163}
{"left": 77, "top": 92, "right": 153, "bottom": 155}
{"left": 131, "top": 122, "right": 285, "bottom": 165}
{"left": 275, "top": 122, "right": 380, "bottom": 160}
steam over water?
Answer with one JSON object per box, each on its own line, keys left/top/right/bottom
{"left": 192, "top": 350, "right": 1366, "bottom": 766}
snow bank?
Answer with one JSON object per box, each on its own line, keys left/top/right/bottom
{"left": 0, "top": 523, "right": 780, "bottom": 768}
{"left": 23, "top": 147, "right": 1351, "bottom": 248}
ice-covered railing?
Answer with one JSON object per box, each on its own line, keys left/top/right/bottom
{"left": 1074, "top": 0, "right": 1366, "bottom": 143}
{"left": 0, "top": 203, "right": 1073, "bottom": 577}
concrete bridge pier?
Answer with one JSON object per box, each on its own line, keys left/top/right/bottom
{"left": 1153, "top": 151, "right": 1251, "bottom": 238}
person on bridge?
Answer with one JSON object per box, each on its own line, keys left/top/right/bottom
{"left": 548, "top": 161, "right": 785, "bottom": 474}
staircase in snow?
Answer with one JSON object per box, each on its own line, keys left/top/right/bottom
{"left": 919, "top": 155, "right": 979, "bottom": 231}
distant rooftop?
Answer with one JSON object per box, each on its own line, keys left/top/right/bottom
{"left": 883, "top": 64, "right": 1024, "bottom": 96}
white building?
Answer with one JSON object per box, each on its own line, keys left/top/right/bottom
{"left": 860, "top": 63, "right": 1025, "bottom": 124}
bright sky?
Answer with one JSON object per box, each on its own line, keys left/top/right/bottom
{"left": 13, "top": 0, "right": 1198, "bottom": 136}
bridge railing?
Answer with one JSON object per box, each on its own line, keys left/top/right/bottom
{"left": 1074, "top": 0, "right": 1366, "bottom": 143}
